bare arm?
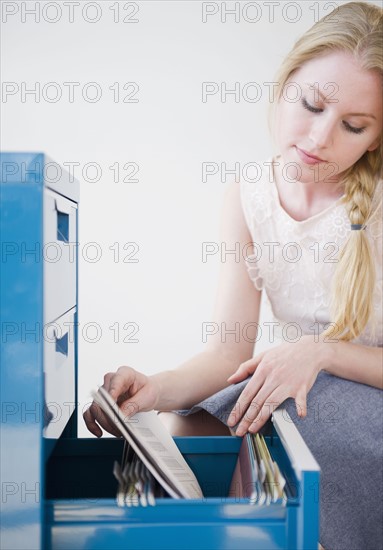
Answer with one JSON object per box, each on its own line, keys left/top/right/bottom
{"left": 323, "top": 337, "right": 383, "bottom": 389}
{"left": 151, "top": 179, "right": 262, "bottom": 411}
{"left": 171, "top": 311, "right": 383, "bottom": 407}
{"left": 84, "top": 179, "right": 261, "bottom": 435}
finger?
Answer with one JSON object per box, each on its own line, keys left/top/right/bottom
{"left": 102, "top": 372, "right": 115, "bottom": 393}
{"left": 107, "top": 367, "right": 135, "bottom": 400}
{"left": 101, "top": 369, "right": 141, "bottom": 420}
{"left": 227, "top": 355, "right": 262, "bottom": 382}
{"left": 89, "top": 400, "right": 122, "bottom": 438}
{"left": 227, "top": 373, "right": 265, "bottom": 427}
{"left": 118, "top": 381, "right": 156, "bottom": 419}
{"left": 295, "top": 387, "right": 307, "bottom": 418}
{"left": 118, "top": 397, "right": 140, "bottom": 420}
{"left": 236, "top": 386, "right": 287, "bottom": 436}
{"left": 227, "top": 354, "right": 264, "bottom": 383}
{"left": 83, "top": 406, "right": 103, "bottom": 437}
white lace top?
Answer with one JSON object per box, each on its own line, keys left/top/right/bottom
{"left": 240, "top": 157, "right": 383, "bottom": 347}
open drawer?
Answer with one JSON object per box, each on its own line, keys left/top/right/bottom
{"left": 44, "top": 410, "right": 320, "bottom": 550}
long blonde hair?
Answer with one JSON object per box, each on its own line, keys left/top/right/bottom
{"left": 269, "top": 1, "right": 382, "bottom": 342}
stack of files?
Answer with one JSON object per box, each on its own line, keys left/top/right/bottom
{"left": 93, "top": 388, "right": 287, "bottom": 507}
{"left": 92, "top": 387, "right": 203, "bottom": 502}
{"left": 230, "top": 433, "right": 287, "bottom": 505}
{"left": 113, "top": 441, "right": 168, "bottom": 507}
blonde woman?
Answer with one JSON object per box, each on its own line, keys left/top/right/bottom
{"left": 85, "top": 2, "right": 382, "bottom": 548}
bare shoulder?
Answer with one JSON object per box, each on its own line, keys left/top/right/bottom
{"left": 219, "top": 178, "right": 252, "bottom": 244}
{"left": 206, "top": 178, "right": 262, "bottom": 365}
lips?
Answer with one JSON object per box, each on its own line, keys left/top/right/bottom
{"left": 302, "top": 149, "right": 324, "bottom": 161}
{"left": 295, "top": 146, "right": 326, "bottom": 164}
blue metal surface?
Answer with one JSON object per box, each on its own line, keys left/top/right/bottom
{"left": 43, "top": 435, "right": 319, "bottom": 550}
{"left": 1, "top": 153, "right": 45, "bottom": 550}
{"left": 0, "top": 153, "right": 79, "bottom": 550}
{"left": 47, "top": 502, "right": 289, "bottom": 550}
{"left": 297, "top": 470, "right": 320, "bottom": 550}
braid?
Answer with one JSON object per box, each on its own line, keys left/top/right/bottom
{"left": 323, "top": 155, "right": 379, "bottom": 341}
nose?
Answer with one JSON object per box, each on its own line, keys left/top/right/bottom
{"left": 308, "top": 114, "right": 335, "bottom": 150}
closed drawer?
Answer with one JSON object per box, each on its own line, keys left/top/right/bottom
{"left": 44, "top": 308, "right": 76, "bottom": 441}
{"left": 44, "top": 189, "right": 77, "bottom": 323}
{"left": 45, "top": 411, "right": 320, "bottom": 550}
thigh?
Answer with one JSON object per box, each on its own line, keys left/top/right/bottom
{"left": 157, "top": 410, "right": 231, "bottom": 436}
{"left": 283, "top": 371, "right": 383, "bottom": 550}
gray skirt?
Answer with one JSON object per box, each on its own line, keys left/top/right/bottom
{"left": 175, "top": 371, "right": 383, "bottom": 550}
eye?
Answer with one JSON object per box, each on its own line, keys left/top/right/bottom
{"left": 301, "top": 98, "right": 367, "bottom": 135}
{"left": 342, "top": 121, "right": 366, "bottom": 135}
{"left": 301, "top": 97, "right": 322, "bottom": 113}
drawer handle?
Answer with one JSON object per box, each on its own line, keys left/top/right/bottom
{"left": 55, "top": 198, "right": 72, "bottom": 242}
{"left": 57, "top": 211, "right": 69, "bottom": 242}
{"left": 46, "top": 325, "right": 70, "bottom": 357}
{"left": 55, "top": 197, "right": 72, "bottom": 215}
{"left": 55, "top": 332, "right": 68, "bottom": 357}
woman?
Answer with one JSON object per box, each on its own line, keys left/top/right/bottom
{"left": 84, "top": 3, "right": 383, "bottom": 548}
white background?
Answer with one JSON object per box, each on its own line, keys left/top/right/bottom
{"left": 1, "top": 0, "right": 380, "bottom": 435}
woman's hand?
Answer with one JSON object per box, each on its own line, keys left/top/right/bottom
{"left": 83, "top": 366, "right": 160, "bottom": 437}
{"left": 227, "top": 335, "right": 328, "bottom": 436}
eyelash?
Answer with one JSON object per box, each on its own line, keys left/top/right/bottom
{"left": 301, "top": 98, "right": 367, "bottom": 135}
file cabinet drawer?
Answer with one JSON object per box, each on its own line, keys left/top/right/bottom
{"left": 44, "top": 308, "right": 76, "bottom": 441}
{"left": 45, "top": 411, "right": 320, "bottom": 550}
{"left": 44, "top": 189, "right": 77, "bottom": 323}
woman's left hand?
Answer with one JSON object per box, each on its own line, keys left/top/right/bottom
{"left": 227, "top": 335, "right": 328, "bottom": 435}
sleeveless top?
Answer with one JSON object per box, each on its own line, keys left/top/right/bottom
{"left": 240, "top": 157, "right": 383, "bottom": 347}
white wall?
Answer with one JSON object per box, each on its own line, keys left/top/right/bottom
{"left": 1, "top": 0, "right": 380, "bottom": 435}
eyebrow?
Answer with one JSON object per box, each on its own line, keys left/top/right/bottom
{"left": 304, "top": 82, "right": 376, "bottom": 120}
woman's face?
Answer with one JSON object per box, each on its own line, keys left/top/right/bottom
{"left": 274, "top": 50, "right": 382, "bottom": 185}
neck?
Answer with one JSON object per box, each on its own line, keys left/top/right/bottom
{"left": 272, "top": 155, "right": 344, "bottom": 207}
{"left": 270, "top": 155, "right": 345, "bottom": 221}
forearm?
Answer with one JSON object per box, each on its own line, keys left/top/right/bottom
{"left": 321, "top": 337, "right": 383, "bottom": 389}
{"left": 150, "top": 349, "right": 239, "bottom": 411}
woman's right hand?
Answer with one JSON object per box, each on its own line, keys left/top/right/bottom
{"left": 83, "top": 366, "right": 160, "bottom": 437}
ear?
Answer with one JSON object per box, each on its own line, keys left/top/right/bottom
{"left": 367, "top": 136, "right": 381, "bottom": 152}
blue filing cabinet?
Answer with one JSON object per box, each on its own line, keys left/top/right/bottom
{"left": 1, "top": 152, "right": 79, "bottom": 549}
{"left": 0, "top": 152, "right": 320, "bottom": 550}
